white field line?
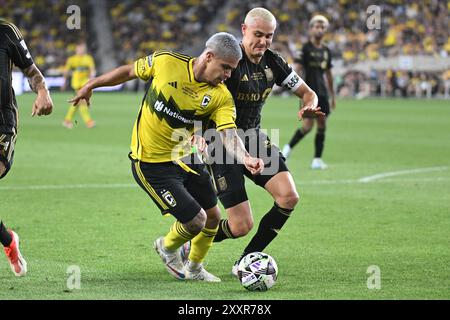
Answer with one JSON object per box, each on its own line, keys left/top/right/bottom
{"left": 0, "top": 175, "right": 449, "bottom": 191}
{"left": 298, "top": 177, "right": 450, "bottom": 186}
{"left": 358, "top": 166, "right": 448, "bottom": 183}
{"left": 0, "top": 183, "right": 136, "bottom": 191}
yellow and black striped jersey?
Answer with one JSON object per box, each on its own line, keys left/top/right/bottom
{"left": 64, "top": 54, "right": 95, "bottom": 90}
{"left": 130, "top": 51, "right": 236, "bottom": 163}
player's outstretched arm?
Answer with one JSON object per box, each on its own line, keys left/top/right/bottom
{"left": 22, "top": 64, "right": 53, "bottom": 117}
{"left": 294, "top": 82, "right": 324, "bottom": 119}
{"left": 69, "top": 64, "right": 137, "bottom": 106}
{"left": 220, "top": 128, "right": 264, "bottom": 175}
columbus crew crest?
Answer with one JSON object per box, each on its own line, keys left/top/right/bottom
{"left": 162, "top": 191, "right": 177, "bottom": 207}
{"left": 201, "top": 94, "right": 212, "bottom": 108}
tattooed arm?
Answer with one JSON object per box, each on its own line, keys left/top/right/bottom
{"left": 22, "top": 64, "right": 53, "bottom": 116}
{"left": 220, "top": 128, "right": 264, "bottom": 175}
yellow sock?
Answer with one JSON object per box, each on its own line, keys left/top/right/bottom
{"left": 79, "top": 105, "right": 93, "bottom": 124}
{"left": 188, "top": 226, "right": 218, "bottom": 264}
{"left": 163, "top": 221, "right": 195, "bottom": 251}
{"left": 64, "top": 105, "right": 77, "bottom": 121}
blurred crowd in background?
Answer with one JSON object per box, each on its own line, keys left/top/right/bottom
{"left": 222, "top": 0, "right": 449, "bottom": 61}
{"left": 109, "top": 0, "right": 222, "bottom": 65}
{"left": 1, "top": 0, "right": 449, "bottom": 98}
{"left": 1, "top": 0, "right": 88, "bottom": 75}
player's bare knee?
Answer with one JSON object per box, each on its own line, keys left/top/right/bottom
{"left": 302, "top": 119, "right": 314, "bottom": 133}
{"left": 277, "top": 192, "right": 300, "bottom": 209}
{"left": 230, "top": 218, "right": 253, "bottom": 238}
{"left": 205, "top": 206, "right": 221, "bottom": 228}
{"left": 184, "top": 209, "right": 207, "bottom": 235}
{"left": 302, "top": 126, "right": 312, "bottom": 135}
{"left": 317, "top": 118, "right": 327, "bottom": 129}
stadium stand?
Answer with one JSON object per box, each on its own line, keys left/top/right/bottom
{"left": 0, "top": 0, "right": 89, "bottom": 76}
{"left": 2, "top": 0, "right": 449, "bottom": 97}
{"left": 108, "top": 0, "right": 223, "bottom": 65}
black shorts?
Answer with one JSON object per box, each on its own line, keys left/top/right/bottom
{"left": 207, "top": 129, "right": 289, "bottom": 209}
{"left": 0, "top": 132, "right": 16, "bottom": 179}
{"left": 130, "top": 154, "right": 217, "bottom": 223}
{"left": 317, "top": 95, "right": 330, "bottom": 116}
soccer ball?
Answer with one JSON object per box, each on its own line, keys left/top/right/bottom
{"left": 237, "top": 252, "right": 278, "bottom": 291}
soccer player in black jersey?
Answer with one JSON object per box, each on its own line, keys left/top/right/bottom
{"left": 205, "top": 8, "right": 323, "bottom": 275}
{"left": 0, "top": 19, "right": 53, "bottom": 276}
{"left": 282, "top": 15, "right": 336, "bottom": 169}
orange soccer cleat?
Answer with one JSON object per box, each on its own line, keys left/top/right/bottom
{"left": 3, "top": 231, "right": 27, "bottom": 277}
{"left": 86, "top": 120, "right": 96, "bottom": 129}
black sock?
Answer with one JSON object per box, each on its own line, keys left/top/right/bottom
{"left": 289, "top": 128, "right": 305, "bottom": 148}
{"left": 240, "top": 203, "right": 293, "bottom": 259}
{"left": 0, "top": 221, "right": 12, "bottom": 247}
{"left": 213, "top": 219, "right": 235, "bottom": 242}
{"left": 314, "top": 128, "right": 326, "bottom": 158}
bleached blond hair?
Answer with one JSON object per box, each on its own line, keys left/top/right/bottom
{"left": 244, "top": 7, "right": 277, "bottom": 27}
{"left": 309, "top": 15, "right": 329, "bottom": 28}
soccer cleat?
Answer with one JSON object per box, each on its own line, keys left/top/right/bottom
{"left": 3, "top": 231, "right": 27, "bottom": 277}
{"left": 86, "top": 120, "right": 96, "bottom": 129}
{"left": 179, "top": 240, "right": 191, "bottom": 264}
{"left": 311, "top": 158, "right": 328, "bottom": 170}
{"left": 231, "top": 260, "right": 239, "bottom": 277}
{"left": 281, "top": 144, "right": 291, "bottom": 159}
{"left": 185, "top": 264, "right": 221, "bottom": 282}
{"left": 62, "top": 120, "right": 73, "bottom": 129}
{"left": 153, "top": 236, "right": 185, "bottom": 280}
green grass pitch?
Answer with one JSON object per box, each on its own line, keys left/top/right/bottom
{"left": 0, "top": 92, "right": 449, "bottom": 299}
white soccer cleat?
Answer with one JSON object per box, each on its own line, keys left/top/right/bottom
{"left": 3, "top": 231, "right": 27, "bottom": 277}
{"left": 282, "top": 144, "right": 291, "bottom": 159}
{"left": 311, "top": 158, "right": 328, "bottom": 170}
{"left": 153, "top": 236, "right": 185, "bottom": 280}
{"left": 179, "top": 240, "right": 191, "bottom": 265}
{"left": 185, "top": 263, "right": 221, "bottom": 282}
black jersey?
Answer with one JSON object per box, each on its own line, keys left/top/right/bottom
{"left": 295, "top": 41, "right": 332, "bottom": 97}
{"left": 0, "top": 20, "right": 34, "bottom": 132}
{"left": 224, "top": 46, "right": 303, "bottom": 130}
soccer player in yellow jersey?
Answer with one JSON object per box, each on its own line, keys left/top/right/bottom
{"left": 70, "top": 33, "right": 264, "bottom": 282}
{"left": 62, "top": 42, "right": 96, "bottom": 129}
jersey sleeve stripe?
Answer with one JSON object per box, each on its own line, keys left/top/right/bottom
{"left": 216, "top": 122, "right": 236, "bottom": 131}
{"left": 169, "top": 52, "right": 191, "bottom": 61}
{"left": 154, "top": 51, "right": 190, "bottom": 63}
{"left": 154, "top": 50, "right": 190, "bottom": 59}
{"left": 3, "top": 22, "right": 22, "bottom": 39}
{"left": 187, "top": 61, "right": 192, "bottom": 82}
